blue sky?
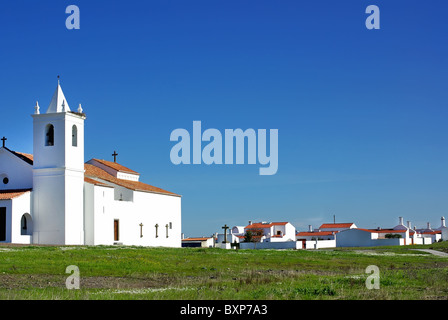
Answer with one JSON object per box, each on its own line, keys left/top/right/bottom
{"left": 1, "top": 1, "right": 447, "bottom": 237}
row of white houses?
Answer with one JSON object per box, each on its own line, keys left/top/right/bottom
{"left": 182, "top": 217, "right": 448, "bottom": 249}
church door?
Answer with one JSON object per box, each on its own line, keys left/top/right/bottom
{"left": 0, "top": 207, "right": 6, "bottom": 241}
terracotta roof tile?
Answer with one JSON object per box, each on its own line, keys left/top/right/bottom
{"left": 245, "top": 222, "right": 288, "bottom": 229}
{"left": 296, "top": 231, "right": 335, "bottom": 237}
{"left": 84, "top": 164, "right": 180, "bottom": 197}
{"left": 319, "top": 223, "right": 354, "bottom": 229}
{"left": 0, "top": 189, "right": 32, "bottom": 200}
{"left": 356, "top": 228, "right": 407, "bottom": 233}
{"left": 182, "top": 237, "right": 212, "bottom": 241}
{"left": 421, "top": 230, "right": 441, "bottom": 235}
{"left": 90, "top": 158, "right": 139, "bottom": 174}
{"left": 2, "top": 148, "right": 33, "bottom": 165}
{"left": 84, "top": 177, "right": 113, "bottom": 188}
{"left": 13, "top": 151, "right": 34, "bottom": 164}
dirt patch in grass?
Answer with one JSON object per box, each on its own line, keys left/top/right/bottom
{"left": 0, "top": 274, "right": 175, "bottom": 290}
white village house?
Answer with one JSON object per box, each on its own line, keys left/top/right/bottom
{"left": 181, "top": 237, "right": 215, "bottom": 248}
{"left": 215, "top": 221, "right": 298, "bottom": 249}
{"left": 295, "top": 223, "right": 357, "bottom": 249}
{"left": 336, "top": 217, "right": 446, "bottom": 247}
{"left": 0, "top": 81, "right": 182, "bottom": 247}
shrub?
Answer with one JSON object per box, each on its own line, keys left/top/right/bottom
{"left": 385, "top": 233, "right": 401, "bottom": 239}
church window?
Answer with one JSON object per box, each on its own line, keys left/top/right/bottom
{"left": 21, "top": 214, "right": 32, "bottom": 236}
{"left": 2, "top": 177, "right": 8, "bottom": 185}
{"left": 155, "top": 224, "right": 159, "bottom": 238}
{"left": 165, "top": 224, "right": 169, "bottom": 238}
{"left": 45, "top": 124, "right": 54, "bottom": 146}
{"left": 72, "top": 125, "right": 78, "bottom": 147}
{"left": 21, "top": 215, "right": 27, "bottom": 230}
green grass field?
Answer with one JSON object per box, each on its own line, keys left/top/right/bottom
{"left": 1, "top": 241, "right": 448, "bottom": 300}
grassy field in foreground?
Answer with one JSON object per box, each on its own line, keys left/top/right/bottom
{"left": 0, "top": 242, "right": 448, "bottom": 300}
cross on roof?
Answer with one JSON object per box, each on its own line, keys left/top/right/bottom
{"left": 112, "top": 151, "right": 118, "bottom": 163}
{"left": 1, "top": 137, "right": 6, "bottom": 148}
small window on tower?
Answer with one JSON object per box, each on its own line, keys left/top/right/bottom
{"left": 72, "top": 125, "right": 78, "bottom": 147}
{"left": 45, "top": 124, "right": 54, "bottom": 146}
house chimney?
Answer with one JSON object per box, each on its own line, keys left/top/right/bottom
{"left": 308, "top": 225, "right": 313, "bottom": 232}
{"left": 398, "top": 217, "right": 404, "bottom": 225}
{"left": 407, "top": 221, "right": 412, "bottom": 229}
{"left": 441, "top": 217, "right": 446, "bottom": 228}
{"left": 427, "top": 222, "right": 431, "bottom": 230}
{"left": 248, "top": 221, "right": 252, "bottom": 225}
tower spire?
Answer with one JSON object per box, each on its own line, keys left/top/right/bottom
{"left": 46, "top": 76, "right": 71, "bottom": 113}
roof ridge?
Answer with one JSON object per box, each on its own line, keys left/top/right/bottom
{"left": 90, "top": 158, "right": 139, "bottom": 174}
{"left": 1, "top": 147, "right": 34, "bottom": 165}
{"left": 84, "top": 163, "right": 180, "bottom": 197}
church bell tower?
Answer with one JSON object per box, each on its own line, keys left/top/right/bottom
{"left": 31, "top": 78, "right": 86, "bottom": 245}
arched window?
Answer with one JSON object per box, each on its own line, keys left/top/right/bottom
{"left": 20, "top": 213, "right": 33, "bottom": 236}
{"left": 45, "top": 124, "right": 54, "bottom": 146}
{"left": 72, "top": 125, "right": 78, "bottom": 147}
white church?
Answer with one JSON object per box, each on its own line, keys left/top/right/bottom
{"left": 0, "top": 81, "right": 182, "bottom": 247}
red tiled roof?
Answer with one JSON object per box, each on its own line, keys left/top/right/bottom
{"left": 84, "top": 177, "right": 113, "bottom": 187}
{"left": 84, "top": 164, "right": 180, "bottom": 197}
{"left": 182, "top": 237, "right": 212, "bottom": 241}
{"left": 245, "top": 222, "right": 288, "bottom": 229}
{"left": 13, "top": 151, "right": 34, "bottom": 164}
{"left": 0, "top": 189, "right": 32, "bottom": 200}
{"left": 297, "top": 231, "right": 335, "bottom": 237}
{"left": 356, "top": 228, "right": 407, "bottom": 233}
{"left": 2, "top": 148, "right": 34, "bottom": 165}
{"left": 320, "top": 223, "right": 354, "bottom": 229}
{"left": 90, "top": 158, "right": 139, "bottom": 174}
{"left": 421, "top": 230, "right": 441, "bottom": 235}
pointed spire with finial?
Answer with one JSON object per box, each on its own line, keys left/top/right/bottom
{"left": 46, "top": 75, "right": 71, "bottom": 113}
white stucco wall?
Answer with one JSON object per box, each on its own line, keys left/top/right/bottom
{"left": 11, "top": 192, "right": 32, "bottom": 244}
{"left": 270, "top": 223, "right": 296, "bottom": 241}
{"left": 442, "top": 228, "right": 448, "bottom": 241}
{"left": 84, "top": 183, "right": 181, "bottom": 247}
{"left": 336, "top": 229, "right": 404, "bottom": 248}
{"left": 302, "top": 239, "right": 336, "bottom": 250}
{"left": 0, "top": 149, "right": 33, "bottom": 191}
{"left": 0, "top": 192, "right": 32, "bottom": 244}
